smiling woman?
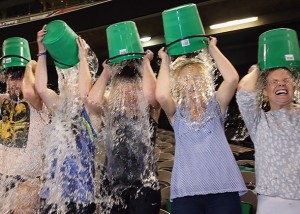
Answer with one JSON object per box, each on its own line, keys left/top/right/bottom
{"left": 236, "top": 28, "right": 300, "bottom": 214}
{"left": 257, "top": 68, "right": 297, "bottom": 111}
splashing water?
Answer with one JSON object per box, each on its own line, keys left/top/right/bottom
{"left": 40, "top": 51, "right": 99, "bottom": 213}
{"left": 99, "top": 60, "right": 159, "bottom": 214}
{"left": 0, "top": 81, "right": 48, "bottom": 213}
{"left": 226, "top": 112, "right": 250, "bottom": 143}
{"left": 169, "top": 49, "right": 218, "bottom": 130}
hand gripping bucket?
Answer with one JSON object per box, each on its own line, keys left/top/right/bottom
{"left": 258, "top": 28, "right": 300, "bottom": 72}
{"left": 162, "top": 3, "right": 208, "bottom": 56}
{"left": 106, "top": 21, "right": 144, "bottom": 64}
{"left": 1, "top": 37, "right": 31, "bottom": 69}
{"left": 43, "top": 20, "right": 79, "bottom": 69}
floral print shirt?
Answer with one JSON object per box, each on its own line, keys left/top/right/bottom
{"left": 236, "top": 91, "right": 300, "bottom": 199}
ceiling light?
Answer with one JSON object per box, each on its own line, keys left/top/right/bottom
{"left": 209, "top": 17, "right": 258, "bottom": 29}
{"left": 140, "top": 36, "right": 151, "bottom": 42}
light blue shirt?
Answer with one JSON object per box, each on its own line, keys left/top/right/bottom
{"left": 171, "top": 96, "right": 247, "bottom": 199}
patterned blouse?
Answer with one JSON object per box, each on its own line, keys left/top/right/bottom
{"left": 236, "top": 91, "right": 300, "bottom": 199}
{"left": 171, "top": 95, "right": 247, "bottom": 200}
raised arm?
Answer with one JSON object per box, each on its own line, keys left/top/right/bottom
{"left": 35, "top": 26, "right": 60, "bottom": 112}
{"left": 86, "top": 60, "right": 111, "bottom": 115}
{"left": 142, "top": 49, "right": 159, "bottom": 109}
{"left": 208, "top": 37, "right": 239, "bottom": 114}
{"left": 237, "top": 64, "right": 260, "bottom": 92}
{"left": 77, "top": 37, "right": 92, "bottom": 103}
{"left": 155, "top": 47, "right": 176, "bottom": 123}
{"left": 21, "top": 60, "right": 43, "bottom": 110}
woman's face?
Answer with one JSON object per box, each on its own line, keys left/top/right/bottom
{"left": 177, "top": 64, "right": 207, "bottom": 102}
{"left": 263, "top": 68, "right": 295, "bottom": 109}
{"left": 112, "top": 80, "right": 139, "bottom": 115}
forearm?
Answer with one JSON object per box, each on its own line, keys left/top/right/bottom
{"left": 35, "top": 54, "right": 59, "bottom": 111}
{"left": 156, "top": 57, "right": 171, "bottom": 100}
{"left": 142, "top": 59, "right": 159, "bottom": 108}
{"left": 22, "top": 61, "right": 42, "bottom": 110}
{"left": 79, "top": 57, "right": 92, "bottom": 99}
{"left": 22, "top": 62, "right": 36, "bottom": 98}
{"left": 87, "top": 68, "right": 110, "bottom": 114}
{"left": 238, "top": 67, "right": 259, "bottom": 92}
{"left": 209, "top": 45, "right": 239, "bottom": 85}
{"left": 35, "top": 55, "right": 49, "bottom": 95}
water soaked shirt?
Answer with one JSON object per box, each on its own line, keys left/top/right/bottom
{"left": 236, "top": 91, "right": 300, "bottom": 199}
{"left": 41, "top": 107, "right": 96, "bottom": 204}
{"left": 104, "top": 114, "right": 157, "bottom": 187}
{"left": 171, "top": 96, "right": 247, "bottom": 200}
{"left": 0, "top": 100, "right": 47, "bottom": 178}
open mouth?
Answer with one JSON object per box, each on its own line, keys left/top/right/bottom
{"left": 275, "top": 89, "right": 288, "bottom": 95}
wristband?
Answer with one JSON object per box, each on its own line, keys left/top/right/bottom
{"left": 37, "top": 51, "right": 47, "bottom": 57}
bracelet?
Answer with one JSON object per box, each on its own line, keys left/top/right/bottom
{"left": 37, "top": 51, "right": 47, "bottom": 57}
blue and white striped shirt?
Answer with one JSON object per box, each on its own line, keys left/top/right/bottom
{"left": 171, "top": 96, "right": 247, "bottom": 199}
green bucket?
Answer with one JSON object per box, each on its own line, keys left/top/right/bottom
{"left": 1, "top": 37, "right": 31, "bottom": 69}
{"left": 43, "top": 20, "right": 79, "bottom": 69}
{"left": 241, "top": 201, "right": 252, "bottom": 214}
{"left": 258, "top": 28, "right": 300, "bottom": 72}
{"left": 106, "top": 21, "right": 144, "bottom": 64}
{"left": 166, "top": 198, "right": 171, "bottom": 213}
{"left": 162, "top": 3, "right": 208, "bottom": 56}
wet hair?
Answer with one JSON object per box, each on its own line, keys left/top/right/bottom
{"left": 4, "top": 66, "right": 25, "bottom": 80}
{"left": 114, "top": 58, "right": 142, "bottom": 79}
{"left": 256, "top": 67, "right": 295, "bottom": 110}
{"left": 257, "top": 67, "right": 293, "bottom": 91}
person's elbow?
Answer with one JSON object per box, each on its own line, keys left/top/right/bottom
{"left": 35, "top": 83, "right": 48, "bottom": 96}
{"left": 155, "top": 89, "right": 170, "bottom": 106}
{"left": 226, "top": 72, "right": 239, "bottom": 88}
{"left": 22, "top": 88, "right": 36, "bottom": 101}
{"left": 237, "top": 80, "right": 249, "bottom": 91}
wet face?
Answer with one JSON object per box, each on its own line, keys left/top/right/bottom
{"left": 263, "top": 68, "right": 295, "bottom": 110}
{"left": 177, "top": 64, "right": 207, "bottom": 103}
{"left": 7, "top": 76, "right": 23, "bottom": 101}
{"left": 174, "top": 63, "right": 212, "bottom": 121}
{"left": 112, "top": 79, "right": 140, "bottom": 116}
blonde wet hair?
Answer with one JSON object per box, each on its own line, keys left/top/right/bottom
{"left": 169, "top": 54, "right": 216, "bottom": 122}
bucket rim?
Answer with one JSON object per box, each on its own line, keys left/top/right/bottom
{"left": 165, "top": 34, "right": 210, "bottom": 48}
{"left": 0, "top": 55, "right": 30, "bottom": 62}
{"left": 108, "top": 52, "right": 145, "bottom": 64}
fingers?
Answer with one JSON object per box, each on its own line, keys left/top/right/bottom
{"left": 102, "top": 59, "right": 109, "bottom": 66}
{"left": 77, "top": 36, "right": 89, "bottom": 50}
{"left": 144, "top": 49, "right": 154, "bottom": 61}
{"left": 159, "top": 47, "right": 166, "bottom": 51}
{"left": 248, "top": 64, "right": 259, "bottom": 73}
{"left": 157, "top": 47, "right": 167, "bottom": 59}
{"left": 208, "top": 36, "right": 217, "bottom": 46}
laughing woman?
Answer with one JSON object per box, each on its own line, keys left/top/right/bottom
{"left": 236, "top": 64, "right": 300, "bottom": 214}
